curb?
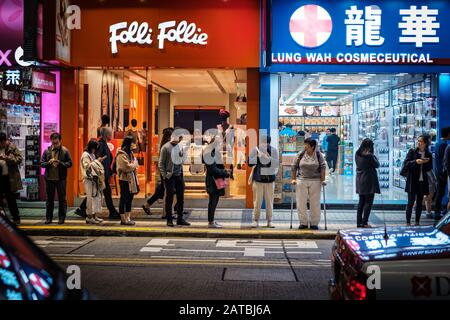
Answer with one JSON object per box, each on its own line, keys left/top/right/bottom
{"left": 19, "top": 226, "right": 338, "bottom": 240}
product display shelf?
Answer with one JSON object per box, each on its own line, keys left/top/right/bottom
{"left": 392, "top": 77, "right": 436, "bottom": 189}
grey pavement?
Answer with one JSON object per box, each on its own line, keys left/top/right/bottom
{"left": 32, "top": 235, "right": 334, "bottom": 300}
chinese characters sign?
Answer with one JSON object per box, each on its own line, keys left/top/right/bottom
{"left": 267, "top": 1, "right": 450, "bottom": 70}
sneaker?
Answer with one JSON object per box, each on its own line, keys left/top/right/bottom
{"left": 267, "top": 222, "right": 275, "bottom": 228}
{"left": 58, "top": 218, "right": 65, "bottom": 225}
{"left": 127, "top": 220, "right": 136, "bottom": 226}
{"left": 44, "top": 219, "right": 52, "bottom": 224}
{"left": 74, "top": 208, "right": 87, "bottom": 218}
{"left": 251, "top": 221, "right": 259, "bottom": 228}
{"left": 142, "top": 205, "right": 151, "bottom": 215}
{"left": 177, "top": 219, "right": 191, "bottom": 226}
{"left": 94, "top": 216, "right": 104, "bottom": 223}
{"left": 298, "top": 225, "right": 308, "bottom": 229}
{"left": 86, "top": 217, "right": 99, "bottom": 225}
{"left": 120, "top": 220, "right": 135, "bottom": 226}
{"left": 310, "top": 225, "right": 319, "bottom": 230}
{"left": 167, "top": 221, "right": 174, "bottom": 227}
{"left": 208, "top": 221, "right": 223, "bottom": 228}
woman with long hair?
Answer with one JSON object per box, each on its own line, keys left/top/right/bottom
{"left": 116, "top": 136, "right": 139, "bottom": 225}
{"left": 142, "top": 127, "right": 174, "bottom": 215}
{"left": 80, "top": 139, "right": 106, "bottom": 224}
{"left": 203, "top": 135, "right": 231, "bottom": 228}
{"left": 402, "top": 135, "right": 433, "bottom": 226}
{"left": 355, "top": 138, "right": 380, "bottom": 228}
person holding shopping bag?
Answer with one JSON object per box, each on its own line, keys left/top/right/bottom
{"left": 355, "top": 138, "right": 380, "bottom": 228}
{"left": 249, "top": 135, "right": 279, "bottom": 228}
{"left": 116, "top": 136, "right": 140, "bottom": 226}
{"left": 291, "top": 138, "right": 327, "bottom": 230}
{"left": 80, "top": 139, "right": 106, "bottom": 225}
{"left": 203, "top": 135, "right": 231, "bottom": 228}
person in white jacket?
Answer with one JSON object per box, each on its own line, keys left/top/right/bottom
{"left": 80, "top": 139, "right": 106, "bottom": 224}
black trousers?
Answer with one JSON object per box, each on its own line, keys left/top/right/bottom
{"left": 45, "top": 179, "right": 67, "bottom": 221}
{"left": 357, "top": 194, "right": 375, "bottom": 227}
{"left": 80, "top": 180, "right": 117, "bottom": 214}
{"left": 406, "top": 191, "right": 425, "bottom": 224}
{"left": 147, "top": 177, "right": 165, "bottom": 206}
{"left": 0, "top": 175, "right": 20, "bottom": 220}
{"left": 164, "top": 175, "right": 184, "bottom": 222}
{"left": 434, "top": 173, "right": 447, "bottom": 215}
{"left": 208, "top": 193, "right": 221, "bottom": 223}
{"left": 119, "top": 180, "right": 134, "bottom": 214}
{"left": 327, "top": 151, "right": 338, "bottom": 171}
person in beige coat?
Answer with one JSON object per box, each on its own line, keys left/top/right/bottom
{"left": 115, "top": 136, "right": 139, "bottom": 225}
{"left": 80, "top": 139, "right": 106, "bottom": 225}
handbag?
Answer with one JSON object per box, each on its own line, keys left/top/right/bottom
{"left": 214, "top": 177, "right": 229, "bottom": 190}
{"left": 400, "top": 161, "right": 408, "bottom": 178}
{"left": 247, "top": 147, "right": 260, "bottom": 185}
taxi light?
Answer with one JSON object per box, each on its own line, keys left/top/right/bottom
{"left": 347, "top": 279, "right": 367, "bottom": 300}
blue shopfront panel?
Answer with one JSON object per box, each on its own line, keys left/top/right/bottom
{"left": 264, "top": 0, "right": 450, "bottom": 73}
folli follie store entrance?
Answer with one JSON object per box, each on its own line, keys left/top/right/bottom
{"left": 63, "top": 0, "right": 261, "bottom": 208}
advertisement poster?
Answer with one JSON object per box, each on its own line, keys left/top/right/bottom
{"left": 43, "top": 123, "right": 57, "bottom": 143}
{"left": 56, "top": 0, "right": 71, "bottom": 63}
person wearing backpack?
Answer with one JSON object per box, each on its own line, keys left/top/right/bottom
{"left": 401, "top": 135, "right": 433, "bottom": 226}
{"left": 434, "top": 127, "right": 450, "bottom": 219}
{"left": 291, "top": 138, "right": 327, "bottom": 230}
{"left": 249, "top": 135, "right": 279, "bottom": 228}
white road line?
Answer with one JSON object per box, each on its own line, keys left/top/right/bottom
{"left": 145, "top": 239, "right": 174, "bottom": 246}
{"left": 35, "top": 240, "right": 87, "bottom": 245}
{"left": 150, "top": 256, "right": 236, "bottom": 260}
{"left": 244, "top": 248, "right": 265, "bottom": 257}
{"left": 284, "top": 241, "right": 319, "bottom": 249}
{"left": 268, "top": 251, "right": 323, "bottom": 255}
{"left": 169, "top": 239, "right": 216, "bottom": 242}
{"left": 140, "top": 247, "right": 163, "bottom": 252}
{"left": 163, "top": 248, "right": 245, "bottom": 254}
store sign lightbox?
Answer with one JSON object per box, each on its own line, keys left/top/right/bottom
{"left": 268, "top": 0, "right": 450, "bottom": 66}
{"left": 109, "top": 20, "right": 208, "bottom": 54}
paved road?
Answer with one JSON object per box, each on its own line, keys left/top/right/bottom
{"left": 32, "top": 236, "right": 334, "bottom": 300}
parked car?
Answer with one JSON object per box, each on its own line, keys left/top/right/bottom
{"left": 329, "top": 213, "right": 450, "bottom": 300}
{"left": 0, "top": 215, "right": 89, "bottom": 300}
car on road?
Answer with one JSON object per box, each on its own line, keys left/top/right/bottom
{"left": 329, "top": 213, "right": 450, "bottom": 300}
{"left": 0, "top": 215, "right": 89, "bottom": 300}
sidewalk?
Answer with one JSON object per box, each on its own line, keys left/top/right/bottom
{"left": 14, "top": 207, "right": 431, "bottom": 239}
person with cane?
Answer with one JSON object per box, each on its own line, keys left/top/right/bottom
{"left": 291, "top": 138, "right": 327, "bottom": 230}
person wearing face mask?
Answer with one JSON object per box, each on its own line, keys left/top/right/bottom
{"left": 291, "top": 138, "right": 327, "bottom": 230}
{"left": 40, "top": 132, "right": 73, "bottom": 225}
{"left": 159, "top": 130, "right": 190, "bottom": 227}
{"left": 401, "top": 135, "right": 433, "bottom": 226}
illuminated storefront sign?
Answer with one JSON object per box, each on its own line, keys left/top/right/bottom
{"left": 265, "top": 1, "right": 450, "bottom": 71}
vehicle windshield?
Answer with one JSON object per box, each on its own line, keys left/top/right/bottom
{"left": 436, "top": 212, "right": 450, "bottom": 236}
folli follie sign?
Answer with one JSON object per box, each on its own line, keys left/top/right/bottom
{"left": 70, "top": 0, "right": 260, "bottom": 68}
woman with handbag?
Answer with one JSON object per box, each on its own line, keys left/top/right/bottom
{"left": 116, "top": 136, "right": 140, "bottom": 226}
{"left": 355, "top": 138, "right": 380, "bottom": 228}
{"left": 249, "top": 135, "right": 279, "bottom": 228}
{"left": 401, "top": 135, "right": 433, "bottom": 226}
{"left": 203, "top": 136, "right": 231, "bottom": 228}
{"left": 80, "top": 139, "right": 106, "bottom": 225}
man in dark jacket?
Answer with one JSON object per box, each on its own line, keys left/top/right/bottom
{"left": 434, "top": 126, "right": 450, "bottom": 219}
{"left": 40, "top": 132, "right": 73, "bottom": 224}
{"left": 0, "top": 132, "right": 22, "bottom": 225}
{"left": 76, "top": 127, "right": 120, "bottom": 219}
{"left": 326, "top": 128, "right": 340, "bottom": 173}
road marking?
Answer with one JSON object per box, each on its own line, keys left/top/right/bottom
{"left": 35, "top": 240, "right": 86, "bottom": 245}
{"left": 163, "top": 248, "right": 245, "bottom": 254}
{"left": 145, "top": 239, "right": 174, "bottom": 246}
{"left": 150, "top": 256, "right": 236, "bottom": 260}
{"left": 48, "top": 254, "right": 95, "bottom": 257}
{"left": 244, "top": 248, "right": 265, "bottom": 257}
{"left": 284, "top": 241, "right": 319, "bottom": 249}
{"left": 140, "top": 247, "right": 163, "bottom": 252}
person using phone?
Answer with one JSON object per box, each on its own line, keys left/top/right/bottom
{"left": 40, "top": 132, "right": 73, "bottom": 224}
{"left": 402, "top": 135, "right": 433, "bottom": 226}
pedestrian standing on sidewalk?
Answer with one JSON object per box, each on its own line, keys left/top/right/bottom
{"left": 142, "top": 127, "right": 174, "bottom": 216}
{"left": 402, "top": 135, "right": 433, "bottom": 226}
{"left": 326, "top": 128, "right": 340, "bottom": 173}
{"left": 116, "top": 136, "right": 139, "bottom": 226}
{"left": 0, "top": 132, "right": 22, "bottom": 225}
{"left": 40, "top": 132, "right": 73, "bottom": 225}
{"left": 159, "top": 131, "right": 190, "bottom": 227}
{"left": 433, "top": 126, "right": 450, "bottom": 219}
{"left": 80, "top": 139, "right": 105, "bottom": 225}
{"left": 249, "top": 135, "right": 279, "bottom": 228}
{"left": 203, "top": 135, "right": 231, "bottom": 228}
{"left": 291, "top": 138, "right": 327, "bottom": 230}
{"left": 355, "top": 138, "right": 380, "bottom": 228}
{"left": 96, "top": 114, "right": 110, "bottom": 138}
